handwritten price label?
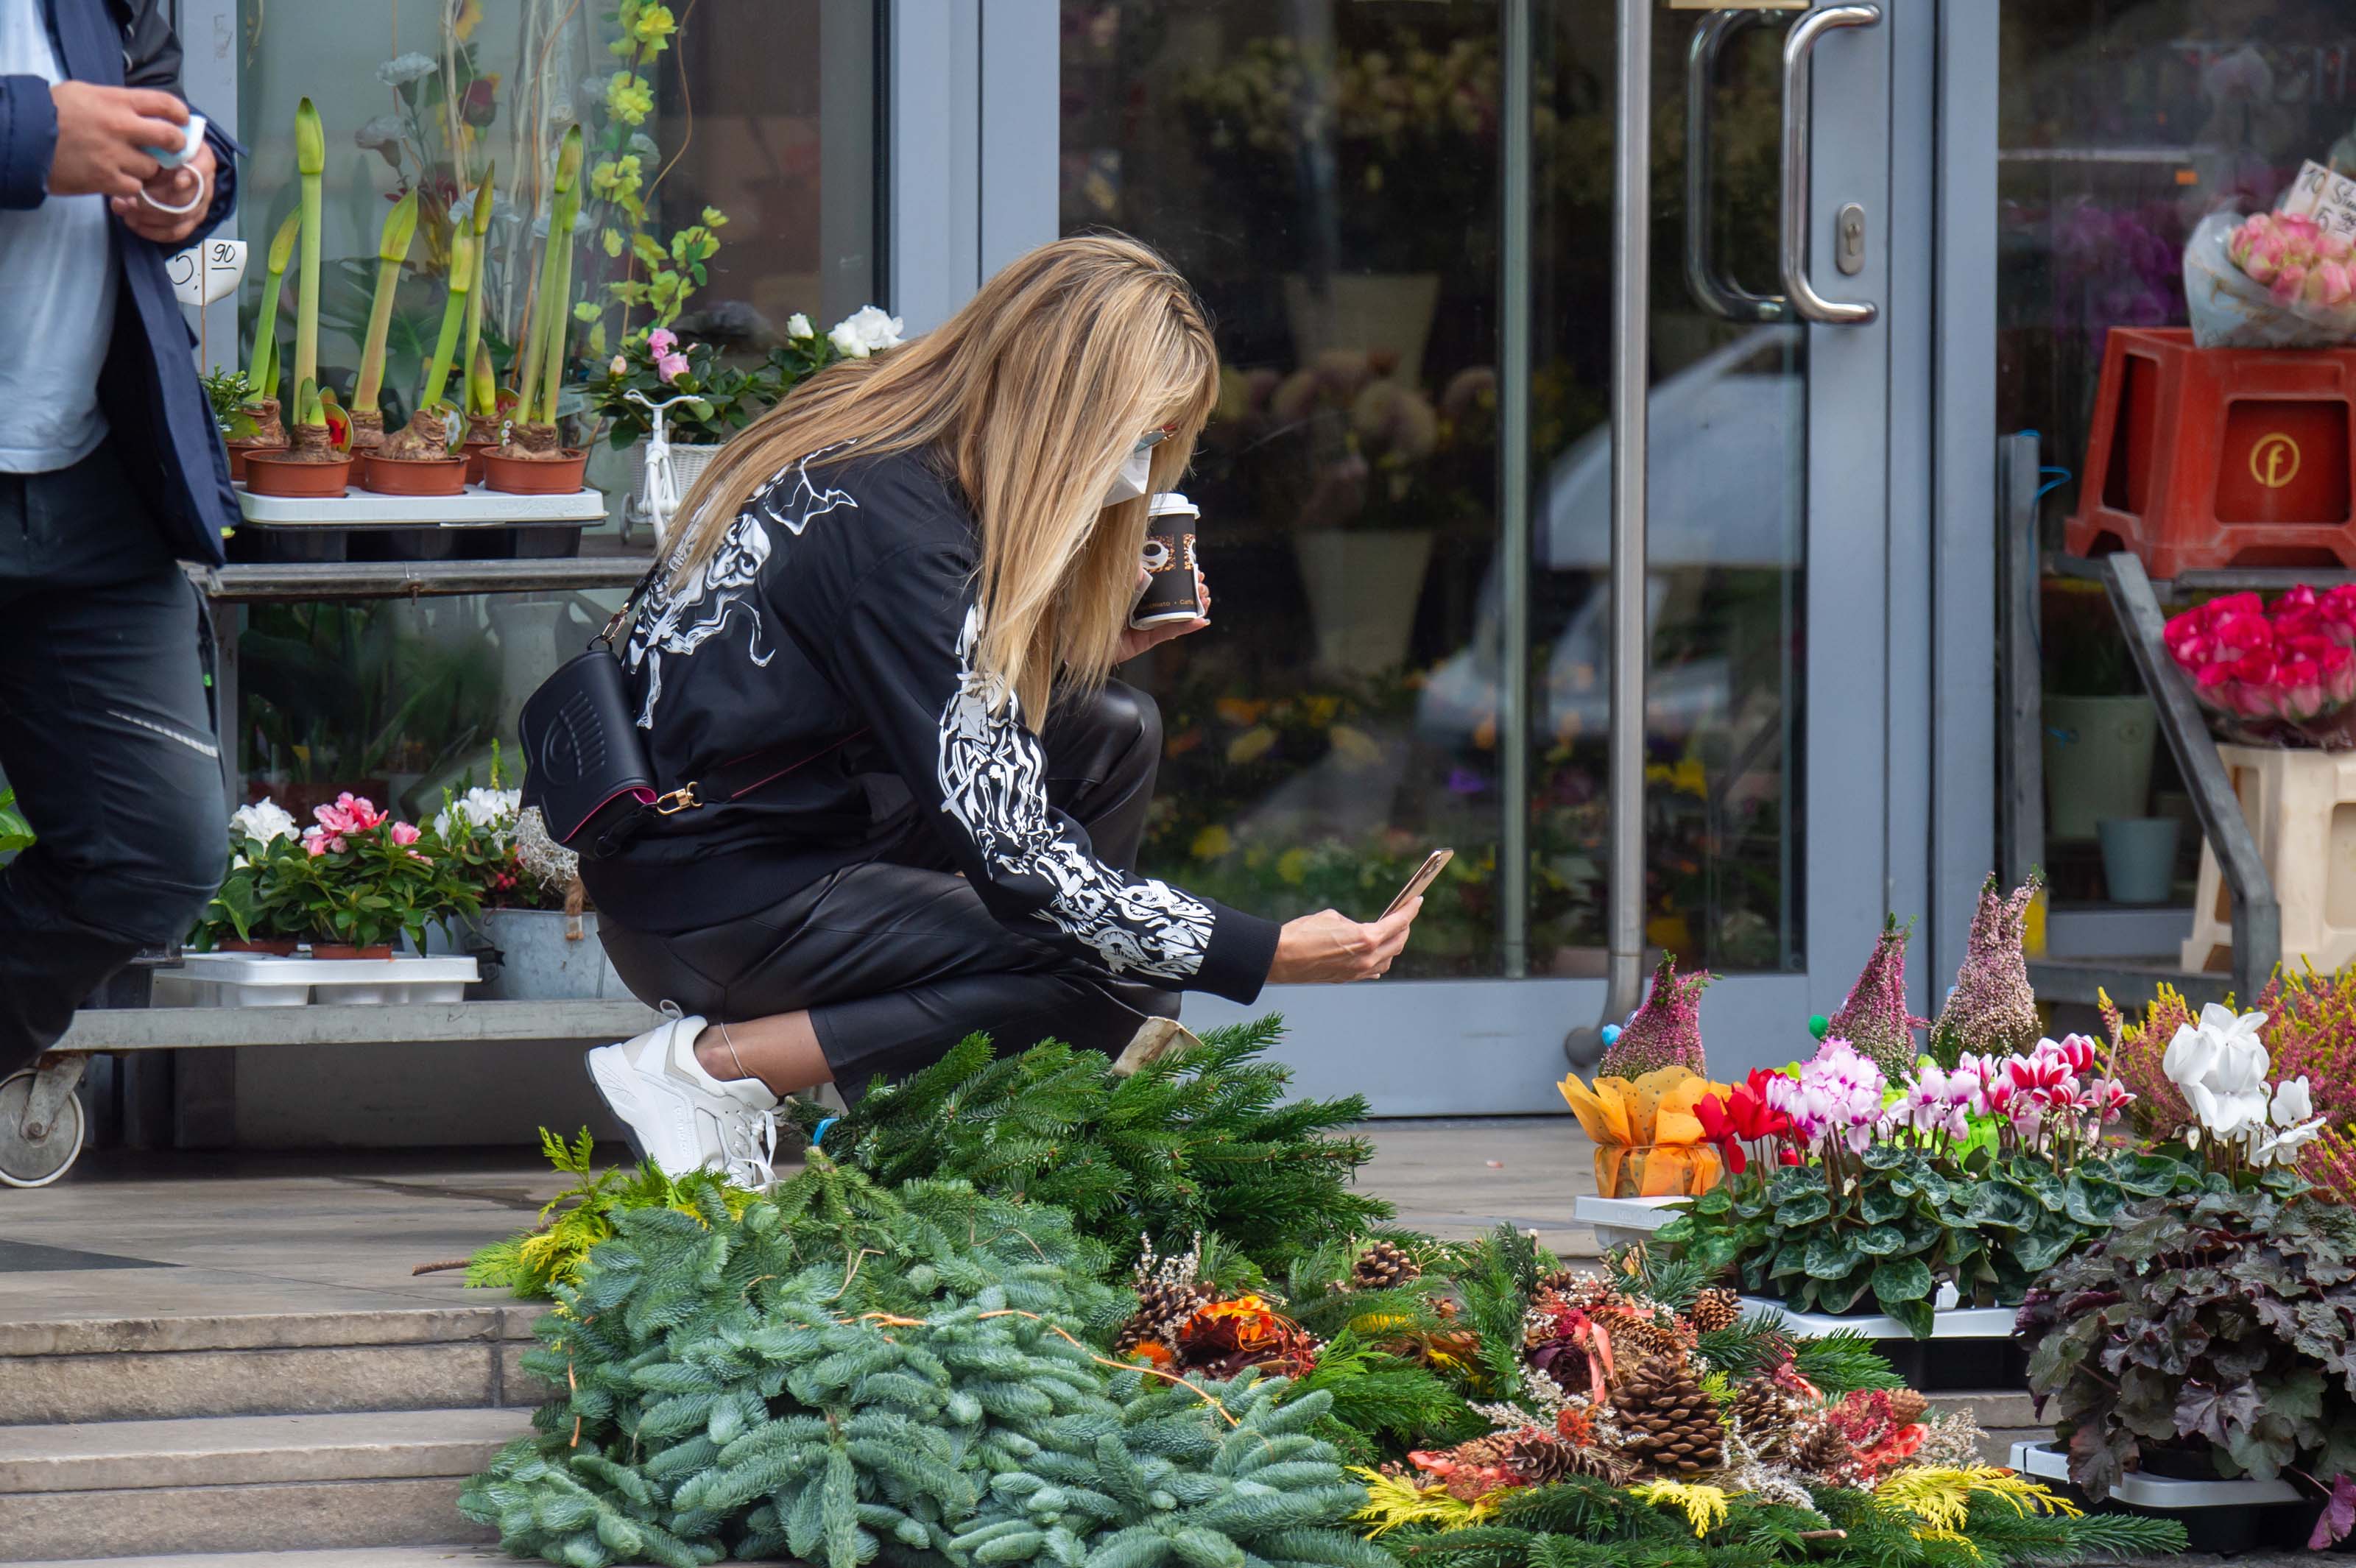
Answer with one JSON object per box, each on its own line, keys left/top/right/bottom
{"left": 2281, "top": 160, "right": 2356, "bottom": 245}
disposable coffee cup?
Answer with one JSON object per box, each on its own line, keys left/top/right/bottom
{"left": 1131, "top": 492, "right": 1202, "bottom": 628}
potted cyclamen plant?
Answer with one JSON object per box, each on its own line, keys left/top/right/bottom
{"left": 483, "top": 126, "right": 588, "bottom": 495}
{"left": 244, "top": 99, "right": 355, "bottom": 498}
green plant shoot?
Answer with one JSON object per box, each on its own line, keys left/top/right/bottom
{"left": 518, "top": 126, "right": 583, "bottom": 428}
{"left": 468, "top": 342, "right": 497, "bottom": 428}
{"left": 458, "top": 164, "right": 495, "bottom": 417}
{"left": 352, "top": 191, "right": 420, "bottom": 417}
{"left": 292, "top": 98, "right": 325, "bottom": 425}
{"left": 244, "top": 208, "right": 300, "bottom": 405}
{"left": 419, "top": 225, "right": 472, "bottom": 410}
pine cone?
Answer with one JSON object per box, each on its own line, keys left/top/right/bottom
{"left": 1509, "top": 1432, "right": 1587, "bottom": 1486}
{"left": 1688, "top": 1288, "right": 1740, "bottom": 1335}
{"left": 1729, "top": 1379, "right": 1796, "bottom": 1460}
{"left": 1614, "top": 1314, "right": 1686, "bottom": 1363}
{"left": 1888, "top": 1389, "right": 1930, "bottom": 1427}
{"left": 1610, "top": 1356, "right": 1724, "bottom": 1477}
{"left": 1350, "top": 1239, "right": 1421, "bottom": 1291}
{"left": 1794, "top": 1422, "right": 1855, "bottom": 1476}
{"left": 1115, "top": 1278, "right": 1213, "bottom": 1355}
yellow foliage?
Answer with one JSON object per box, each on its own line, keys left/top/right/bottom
{"left": 1872, "top": 1466, "right": 2079, "bottom": 1537}
{"left": 1628, "top": 1480, "right": 1731, "bottom": 1539}
{"left": 1349, "top": 1466, "right": 1499, "bottom": 1536}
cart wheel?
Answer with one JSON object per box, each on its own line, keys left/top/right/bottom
{"left": 0, "top": 1067, "right": 84, "bottom": 1188}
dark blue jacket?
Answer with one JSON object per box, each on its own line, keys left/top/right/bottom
{"left": 0, "top": 0, "right": 240, "bottom": 566}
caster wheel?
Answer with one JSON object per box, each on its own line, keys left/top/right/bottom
{"left": 0, "top": 1067, "right": 84, "bottom": 1188}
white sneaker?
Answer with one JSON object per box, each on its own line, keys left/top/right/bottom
{"left": 585, "top": 1012, "right": 783, "bottom": 1190}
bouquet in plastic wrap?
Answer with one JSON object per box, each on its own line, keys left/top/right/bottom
{"left": 2184, "top": 160, "right": 2356, "bottom": 347}
{"left": 2165, "top": 585, "right": 2356, "bottom": 748}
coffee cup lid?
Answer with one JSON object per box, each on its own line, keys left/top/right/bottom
{"left": 1148, "top": 491, "right": 1198, "bottom": 519}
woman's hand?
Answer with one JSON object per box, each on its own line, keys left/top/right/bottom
{"left": 1267, "top": 899, "right": 1419, "bottom": 984}
{"left": 1114, "top": 567, "right": 1210, "bottom": 663}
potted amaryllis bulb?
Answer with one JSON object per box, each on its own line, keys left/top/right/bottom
{"left": 245, "top": 98, "right": 354, "bottom": 498}
{"left": 365, "top": 221, "right": 471, "bottom": 496}
{"left": 227, "top": 208, "right": 301, "bottom": 478}
{"left": 346, "top": 189, "right": 419, "bottom": 455}
{"left": 455, "top": 166, "right": 501, "bottom": 475}
{"left": 484, "top": 126, "right": 588, "bottom": 495}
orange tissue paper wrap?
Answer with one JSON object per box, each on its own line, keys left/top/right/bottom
{"left": 1557, "top": 1064, "right": 1728, "bottom": 1198}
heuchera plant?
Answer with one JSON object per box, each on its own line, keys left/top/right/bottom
{"left": 2017, "top": 1187, "right": 2356, "bottom": 1542}
{"left": 1660, "top": 1033, "right": 2193, "bottom": 1335}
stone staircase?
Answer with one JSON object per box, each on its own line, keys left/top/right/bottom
{"left": 0, "top": 1303, "right": 551, "bottom": 1560}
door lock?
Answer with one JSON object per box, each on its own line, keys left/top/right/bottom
{"left": 1835, "top": 202, "right": 1867, "bottom": 276}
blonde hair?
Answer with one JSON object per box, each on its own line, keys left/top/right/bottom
{"left": 662, "top": 233, "right": 1219, "bottom": 721}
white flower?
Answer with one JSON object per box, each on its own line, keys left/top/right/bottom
{"left": 2182, "top": 1080, "right": 2267, "bottom": 1141}
{"left": 827, "top": 305, "right": 904, "bottom": 359}
{"left": 376, "top": 52, "right": 438, "bottom": 88}
{"left": 2255, "top": 1115, "right": 2327, "bottom": 1168}
{"left": 786, "top": 312, "right": 814, "bottom": 340}
{"left": 355, "top": 115, "right": 406, "bottom": 154}
{"left": 230, "top": 799, "right": 298, "bottom": 846}
{"left": 2273, "top": 1075, "right": 2314, "bottom": 1127}
{"left": 433, "top": 786, "right": 521, "bottom": 844}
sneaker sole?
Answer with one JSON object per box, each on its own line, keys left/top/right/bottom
{"left": 582, "top": 1046, "right": 650, "bottom": 1167}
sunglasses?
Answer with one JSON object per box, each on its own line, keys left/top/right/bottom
{"left": 1132, "top": 424, "right": 1179, "bottom": 456}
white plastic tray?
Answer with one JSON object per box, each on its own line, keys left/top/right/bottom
{"left": 1573, "top": 1194, "right": 1687, "bottom": 1249}
{"left": 236, "top": 484, "right": 606, "bottom": 526}
{"left": 1739, "top": 1290, "right": 1996, "bottom": 1335}
{"left": 2010, "top": 1441, "right": 2303, "bottom": 1505}
{"left": 153, "top": 952, "right": 479, "bottom": 1008}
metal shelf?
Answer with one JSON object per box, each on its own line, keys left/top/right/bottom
{"left": 194, "top": 557, "right": 654, "bottom": 604}
{"left": 54, "top": 999, "right": 661, "bottom": 1053}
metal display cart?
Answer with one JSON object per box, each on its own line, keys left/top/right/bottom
{"left": 1, "top": 543, "right": 658, "bottom": 1188}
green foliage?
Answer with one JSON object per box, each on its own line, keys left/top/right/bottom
{"left": 202, "top": 367, "right": 261, "bottom": 440}
{"left": 1657, "top": 1145, "right": 2206, "bottom": 1334}
{"left": 1451, "top": 1225, "right": 1542, "bottom": 1403}
{"left": 462, "top": 1156, "right": 1373, "bottom": 1568}
{"left": 1382, "top": 1470, "right": 2184, "bottom": 1568}
{"left": 2019, "top": 1185, "right": 2356, "bottom": 1500}
{"left": 463, "top": 1128, "right": 758, "bottom": 1299}
{"left": 798, "top": 1016, "right": 1391, "bottom": 1276}
{"left": 1289, "top": 1329, "right": 1485, "bottom": 1463}
{"left": 0, "top": 788, "right": 31, "bottom": 856}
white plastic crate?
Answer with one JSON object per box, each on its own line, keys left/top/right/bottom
{"left": 1571, "top": 1194, "right": 1689, "bottom": 1251}
{"left": 2009, "top": 1440, "right": 2302, "bottom": 1505}
{"left": 152, "top": 953, "right": 478, "bottom": 1008}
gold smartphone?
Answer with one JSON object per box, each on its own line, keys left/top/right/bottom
{"left": 1383, "top": 849, "right": 1453, "bottom": 919}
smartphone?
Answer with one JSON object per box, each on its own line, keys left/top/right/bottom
{"left": 1382, "top": 848, "right": 1453, "bottom": 919}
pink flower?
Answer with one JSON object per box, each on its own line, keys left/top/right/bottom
{"left": 313, "top": 793, "right": 385, "bottom": 838}
{"left": 302, "top": 827, "right": 344, "bottom": 857}
{"left": 646, "top": 328, "right": 677, "bottom": 356}
{"left": 389, "top": 822, "right": 420, "bottom": 847}
{"left": 656, "top": 350, "right": 690, "bottom": 382}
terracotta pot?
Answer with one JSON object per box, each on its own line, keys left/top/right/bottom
{"left": 225, "top": 440, "right": 287, "bottom": 482}
{"left": 480, "top": 448, "right": 588, "bottom": 495}
{"left": 361, "top": 453, "right": 469, "bottom": 496}
{"left": 216, "top": 937, "right": 299, "bottom": 957}
{"left": 311, "top": 942, "right": 395, "bottom": 961}
{"left": 242, "top": 450, "right": 353, "bottom": 498}
{"left": 461, "top": 439, "right": 499, "bottom": 484}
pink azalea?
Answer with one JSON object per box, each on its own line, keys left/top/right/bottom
{"left": 302, "top": 827, "right": 344, "bottom": 857}
{"left": 646, "top": 327, "right": 677, "bottom": 356}
{"left": 389, "top": 822, "right": 420, "bottom": 847}
{"left": 656, "top": 350, "right": 690, "bottom": 382}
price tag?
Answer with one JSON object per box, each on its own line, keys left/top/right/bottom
{"left": 2280, "top": 159, "right": 2356, "bottom": 244}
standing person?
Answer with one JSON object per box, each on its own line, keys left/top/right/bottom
{"left": 580, "top": 235, "right": 1420, "bottom": 1188}
{"left": 0, "top": 0, "right": 241, "bottom": 1079}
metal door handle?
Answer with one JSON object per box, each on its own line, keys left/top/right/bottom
{"left": 1779, "top": 3, "right": 1880, "bottom": 325}
{"left": 1685, "top": 10, "right": 1787, "bottom": 322}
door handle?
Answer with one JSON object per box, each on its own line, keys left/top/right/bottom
{"left": 1685, "top": 10, "right": 1787, "bottom": 322}
{"left": 1779, "top": 3, "right": 1880, "bottom": 325}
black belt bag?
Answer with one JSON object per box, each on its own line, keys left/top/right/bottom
{"left": 518, "top": 568, "right": 867, "bottom": 859}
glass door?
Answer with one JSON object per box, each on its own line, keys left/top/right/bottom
{"left": 1050, "top": 0, "right": 1922, "bottom": 1107}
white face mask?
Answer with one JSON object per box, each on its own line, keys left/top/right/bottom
{"left": 1101, "top": 445, "right": 1154, "bottom": 509}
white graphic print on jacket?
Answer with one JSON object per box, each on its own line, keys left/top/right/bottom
{"left": 937, "top": 605, "right": 1214, "bottom": 981}
{"left": 625, "top": 444, "right": 858, "bottom": 727}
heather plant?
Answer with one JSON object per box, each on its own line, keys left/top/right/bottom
{"left": 1595, "top": 954, "right": 1711, "bottom": 1079}
{"left": 2097, "top": 981, "right": 2195, "bottom": 1137}
{"left": 1826, "top": 916, "right": 1929, "bottom": 1079}
{"left": 2251, "top": 964, "right": 2356, "bottom": 1122}
{"left": 1928, "top": 874, "right": 2042, "bottom": 1067}
{"left": 2017, "top": 1187, "right": 2356, "bottom": 1539}
{"left": 2304, "top": 1123, "right": 2356, "bottom": 1205}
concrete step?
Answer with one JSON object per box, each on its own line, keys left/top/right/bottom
{"left": 0, "top": 1307, "right": 554, "bottom": 1425}
{"left": 0, "top": 1408, "right": 526, "bottom": 1559}
{"left": 15, "top": 1553, "right": 511, "bottom": 1568}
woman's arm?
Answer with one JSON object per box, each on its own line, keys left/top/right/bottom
{"left": 823, "top": 541, "right": 1283, "bottom": 1003}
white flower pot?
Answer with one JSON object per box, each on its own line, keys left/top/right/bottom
{"left": 1280, "top": 272, "right": 1443, "bottom": 386}
{"left": 1294, "top": 528, "right": 1433, "bottom": 677}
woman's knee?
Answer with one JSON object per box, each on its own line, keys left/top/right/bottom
{"left": 1096, "top": 679, "right": 1163, "bottom": 755}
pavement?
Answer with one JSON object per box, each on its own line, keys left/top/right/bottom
{"left": 0, "top": 1117, "right": 1598, "bottom": 1330}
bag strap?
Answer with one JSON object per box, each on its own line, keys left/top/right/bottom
{"left": 593, "top": 555, "right": 673, "bottom": 650}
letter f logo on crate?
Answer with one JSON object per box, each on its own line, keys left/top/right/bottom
{"left": 2250, "top": 431, "right": 2304, "bottom": 490}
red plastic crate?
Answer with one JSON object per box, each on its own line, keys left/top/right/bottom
{"left": 2065, "top": 327, "right": 2356, "bottom": 579}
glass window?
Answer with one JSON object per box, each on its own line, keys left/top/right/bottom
{"left": 1059, "top": 2, "right": 1805, "bottom": 977}
{"left": 1999, "top": 1, "right": 2356, "bottom": 903}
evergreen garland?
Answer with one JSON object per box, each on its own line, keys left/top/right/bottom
{"left": 796, "top": 1015, "right": 1392, "bottom": 1274}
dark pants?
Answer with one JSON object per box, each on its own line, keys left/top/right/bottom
{"left": 598, "top": 679, "right": 1179, "bottom": 1094}
{"left": 0, "top": 441, "right": 225, "bottom": 1077}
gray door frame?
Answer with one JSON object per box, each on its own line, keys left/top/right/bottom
{"left": 884, "top": 0, "right": 1994, "bottom": 1114}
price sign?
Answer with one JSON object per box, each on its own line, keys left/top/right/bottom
{"left": 2280, "top": 160, "right": 2356, "bottom": 246}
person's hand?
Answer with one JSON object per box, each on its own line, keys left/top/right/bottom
{"left": 1267, "top": 899, "right": 1419, "bottom": 984}
{"left": 48, "top": 82, "right": 186, "bottom": 199}
{"left": 1115, "top": 566, "right": 1210, "bottom": 663}
{"left": 111, "top": 138, "right": 214, "bottom": 244}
